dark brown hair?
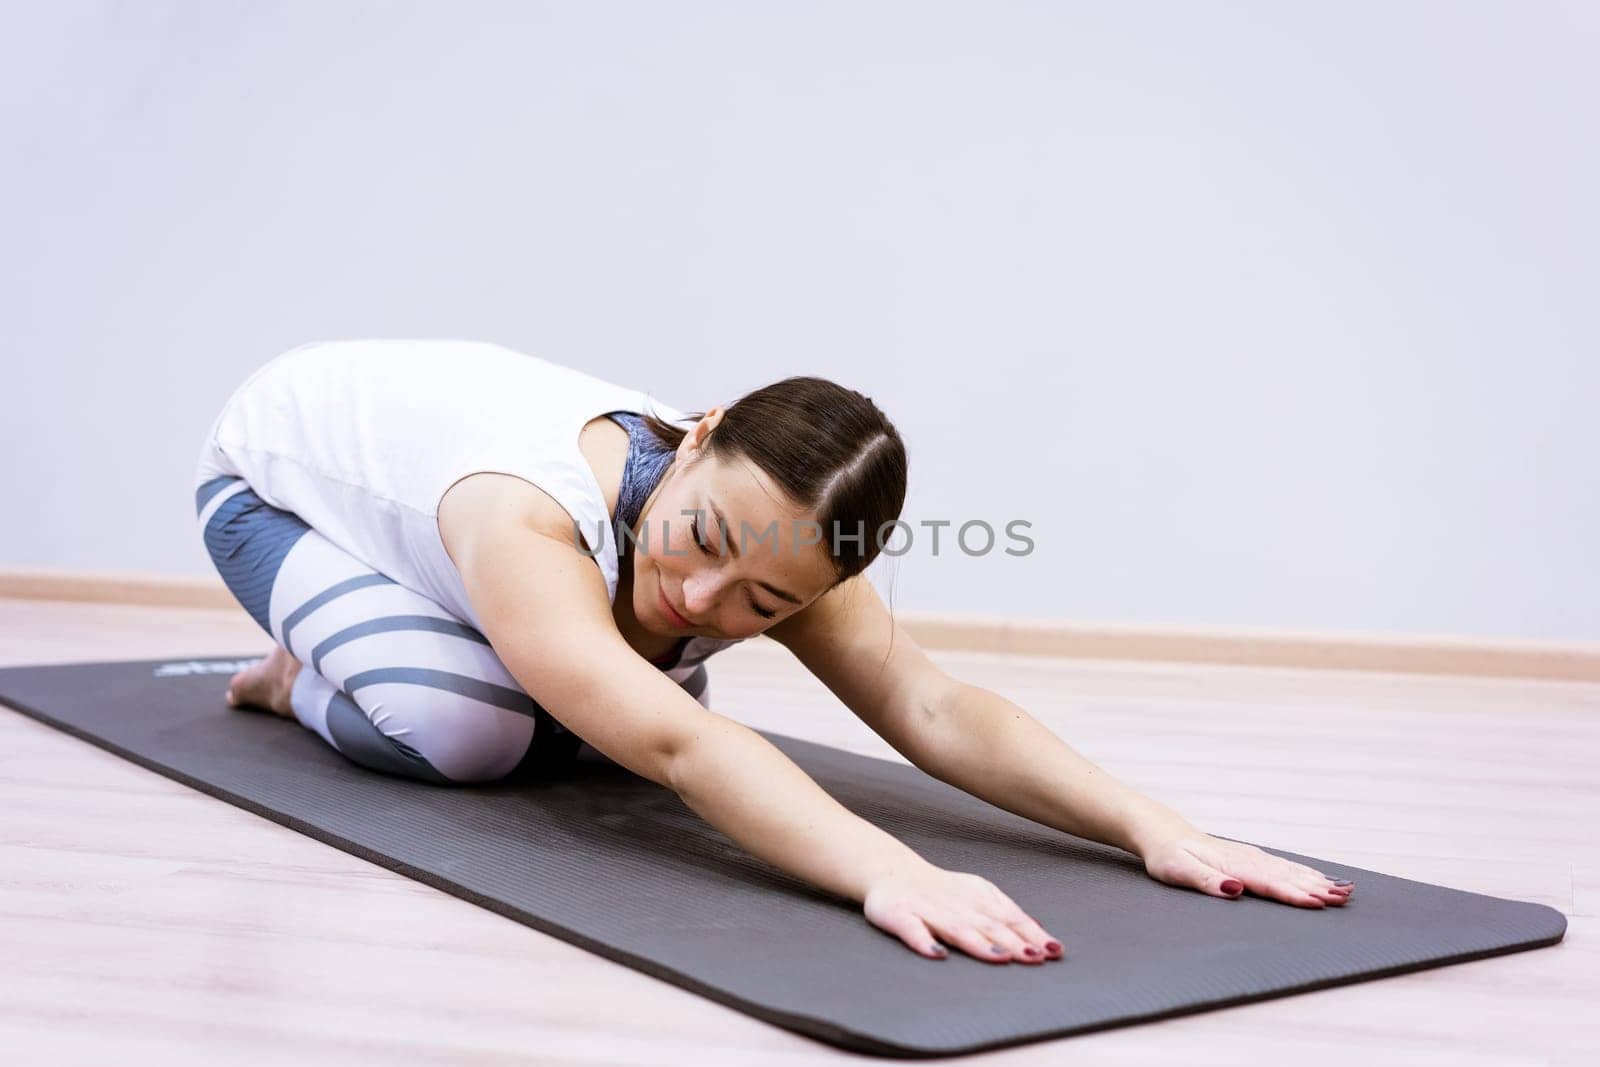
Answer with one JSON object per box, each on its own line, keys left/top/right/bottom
{"left": 638, "top": 375, "right": 908, "bottom": 587}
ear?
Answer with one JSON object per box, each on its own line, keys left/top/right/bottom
{"left": 680, "top": 407, "right": 726, "bottom": 461}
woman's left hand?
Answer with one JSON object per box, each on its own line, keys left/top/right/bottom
{"left": 1139, "top": 827, "right": 1355, "bottom": 907}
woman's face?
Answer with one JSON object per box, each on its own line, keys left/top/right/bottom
{"left": 630, "top": 410, "right": 837, "bottom": 641}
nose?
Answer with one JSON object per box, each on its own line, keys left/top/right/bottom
{"left": 681, "top": 570, "right": 720, "bottom": 618}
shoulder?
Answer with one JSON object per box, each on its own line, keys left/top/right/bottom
{"left": 440, "top": 473, "right": 626, "bottom": 656}
{"left": 437, "top": 471, "right": 589, "bottom": 575}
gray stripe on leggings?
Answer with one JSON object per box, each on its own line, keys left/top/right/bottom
{"left": 323, "top": 687, "right": 455, "bottom": 784}
{"left": 194, "top": 474, "right": 242, "bottom": 517}
{"left": 196, "top": 479, "right": 251, "bottom": 531}
{"left": 202, "top": 489, "right": 312, "bottom": 636}
{"left": 343, "top": 666, "right": 538, "bottom": 718}
{"left": 281, "top": 573, "right": 399, "bottom": 652}
{"left": 309, "top": 615, "right": 491, "bottom": 677}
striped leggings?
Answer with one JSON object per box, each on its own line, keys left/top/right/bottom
{"left": 193, "top": 472, "right": 597, "bottom": 785}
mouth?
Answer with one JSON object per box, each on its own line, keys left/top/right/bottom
{"left": 658, "top": 583, "right": 694, "bottom": 630}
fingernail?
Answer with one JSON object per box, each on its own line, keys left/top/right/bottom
{"left": 1221, "top": 879, "right": 1244, "bottom": 895}
{"left": 1046, "top": 940, "right": 1062, "bottom": 953}
{"left": 929, "top": 944, "right": 946, "bottom": 957}
{"left": 990, "top": 944, "right": 1007, "bottom": 955}
{"left": 1023, "top": 947, "right": 1041, "bottom": 958}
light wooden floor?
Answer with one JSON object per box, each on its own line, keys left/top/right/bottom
{"left": 1, "top": 597, "right": 1594, "bottom": 1066}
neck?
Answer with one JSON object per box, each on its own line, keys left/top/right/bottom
{"left": 614, "top": 460, "right": 673, "bottom": 638}
{"left": 629, "top": 458, "right": 673, "bottom": 553}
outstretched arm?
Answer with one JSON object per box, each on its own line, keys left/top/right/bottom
{"left": 912, "top": 678, "right": 1191, "bottom": 855}
{"left": 912, "top": 681, "right": 1353, "bottom": 907}
{"left": 769, "top": 577, "right": 1354, "bottom": 909}
{"left": 448, "top": 483, "right": 1067, "bottom": 963}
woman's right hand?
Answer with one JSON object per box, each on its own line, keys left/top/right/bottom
{"left": 863, "top": 863, "right": 1065, "bottom": 963}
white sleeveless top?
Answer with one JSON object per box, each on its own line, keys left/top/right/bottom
{"left": 195, "top": 340, "right": 728, "bottom": 682}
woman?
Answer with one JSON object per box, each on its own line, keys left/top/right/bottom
{"left": 193, "top": 339, "right": 1354, "bottom": 966}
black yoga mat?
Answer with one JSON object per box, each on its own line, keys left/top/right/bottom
{"left": 0, "top": 656, "right": 1567, "bottom": 1057}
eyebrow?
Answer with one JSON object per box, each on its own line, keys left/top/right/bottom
{"left": 707, "top": 497, "right": 805, "bottom": 605}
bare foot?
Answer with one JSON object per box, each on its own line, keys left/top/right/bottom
{"left": 225, "top": 644, "right": 302, "bottom": 719}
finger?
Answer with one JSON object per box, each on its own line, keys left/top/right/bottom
{"left": 1304, "top": 883, "right": 1350, "bottom": 905}
{"left": 1259, "top": 868, "right": 1330, "bottom": 906}
{"left": 979, "top": 923, "right": 1041, "bottom": 964}
{"left": 939, "top": 923, "right": 1021, "bottom": 965}
{"left": 1265, "top": 859, "right": 1350, "bottom": 899}
{"left": 1248, "top": 877, "right": 1327, "bottom": 908}
{"left": 983, "top": 890, "right": 1063, "bottom": 961}
{"left": 1010, "top": 914, "right": 1066, "bottom": 960}
{"left": 1257, "top": 856, "right": 1313, "bottom": 884}
{"left": 1295, "top": 873, "right": 1355, "bottom": 904}
{"left": 1157, "top": 846, "right": 1244, "bottom": 899}
{"left": 876, "top": 909, "right": 948, "bottom": 959}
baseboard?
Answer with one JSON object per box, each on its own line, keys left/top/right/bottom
{"left": 897, "top": 613, "right": 1599, "bottom": 682}
{"left": 1, "top": 567, "right": 239, "bottom": 610}
{"left": 3, "top": 565, "right": 1595, "bottom": 682}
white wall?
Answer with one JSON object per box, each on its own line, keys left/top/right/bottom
{"left": 3, "top": 1, "right": 1595, "bottom": 640}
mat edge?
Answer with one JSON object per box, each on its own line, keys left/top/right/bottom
{"left": 0, "top": 658, "right": 1576, "bottom": 1058}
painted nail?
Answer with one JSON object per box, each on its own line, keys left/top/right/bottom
{"left": 1046, "top": 941, "right": 1062, "bottom": 953}
{"left": 1023, "top": 947, "right": 1041, "bottom": 957}
{"left": 1221, "top": 879, "right": 1244, "bottom": 895}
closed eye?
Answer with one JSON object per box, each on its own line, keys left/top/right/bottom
{"left": 693, "top": 515, "right": 778, "bottom": 619}
{"left": 691, "top": 515, "right": 716, "bottom": 556}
